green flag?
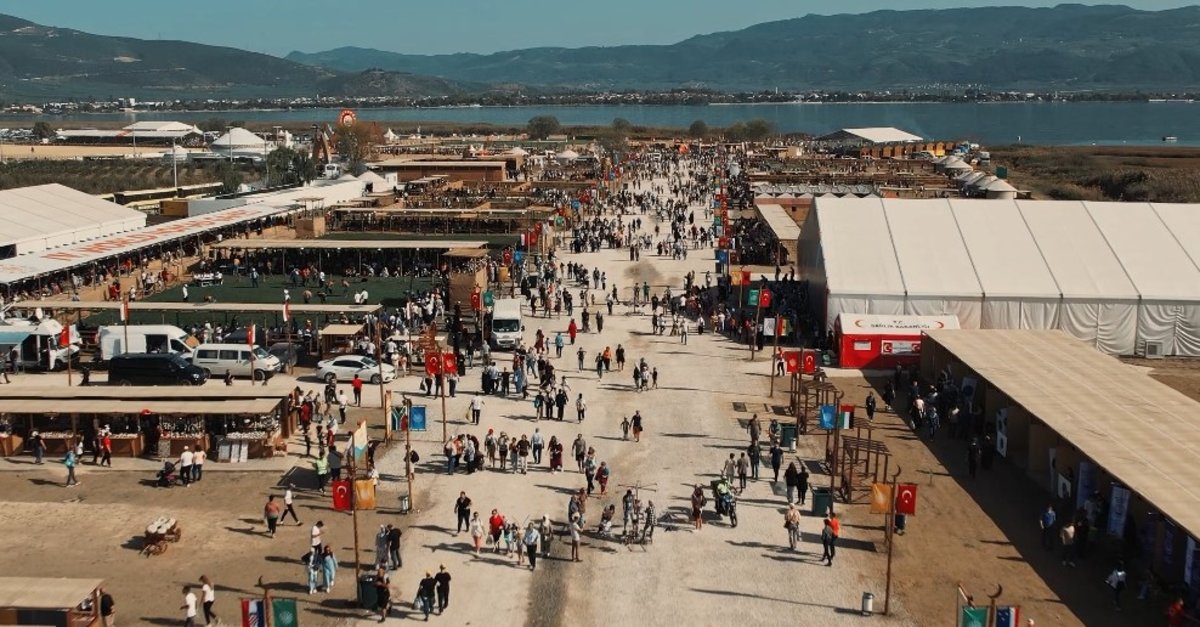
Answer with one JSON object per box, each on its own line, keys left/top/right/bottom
{"left": 272, "top": 597, "right": 299, "bottom": 627}
{"left": 483, "top": 290, "right": 495, "bottom": 307}
{"left": 747, "top": 289, "right": 760, "bottom": 306}
{"left": 959, "top": 606, "right": 987, "bottom": 627}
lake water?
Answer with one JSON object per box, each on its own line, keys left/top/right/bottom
{"left": 5, "top": 102, "right": 1198, "bottom": 146}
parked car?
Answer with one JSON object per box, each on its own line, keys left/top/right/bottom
{"left": 108, "top": 353, "right": 207, "bottom": 386}
{"left": 191, "top": 343, "right": 282, "bottom": 381}
{"left": 315, "top": 355, "right": 395, "bottom": 384}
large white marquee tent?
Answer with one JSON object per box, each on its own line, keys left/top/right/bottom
{"left": 799, "top": 197, "right": 1200, "bottom": 356}
{"left": 0, "top": 184, "right": 146, "bottom": 257}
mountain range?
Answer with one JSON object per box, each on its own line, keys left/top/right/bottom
{"left": 3, "top": 4, "right": 1200, "bottom": 101}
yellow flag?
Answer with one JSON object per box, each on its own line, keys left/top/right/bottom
{"left": 354, "top": 479, "right": 377, "bottom": 510}
{"left": 870, "top": 483, "right": 893, "bottom": 514}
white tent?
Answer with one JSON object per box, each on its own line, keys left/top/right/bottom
{"left": 0, "top": 184, "right": 146, "bottom": 256}
{"left": 557, "top": 150, "right": 580, "bottom": 163}
{"left": 210, "top": 128, "right": 268, "bottom": 152}
{"left": 800, "top": 197, "right": 1200, "bottom": 356}
{"left": 508, "top": 147, "right": 529, "bottom": 156}
{"left": 383, "top": 129, "right": 399, "bottom": 143}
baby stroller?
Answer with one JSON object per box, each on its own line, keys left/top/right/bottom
{"left": 156, "top": 461, "right": 177, "bottom": 488}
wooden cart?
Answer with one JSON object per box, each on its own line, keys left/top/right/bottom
{"left": 141, "top": 517, "right": 182, "bottom": 557}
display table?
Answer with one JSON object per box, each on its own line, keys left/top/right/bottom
{"left": 217, "top": 429, "right": 280, "bottom": 462}
{"left": 158, "top": 435, "right": 208, "bottom": 459}
{"left": 0, "top": 434, "right": 23, "bottom": 457}
{"left": 40, "top": 433, "right": 76, "bottom": 455}
{"left": 108, "top": 434, "right": 144, "bottom": 458}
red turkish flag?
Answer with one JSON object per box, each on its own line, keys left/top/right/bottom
{"left": 740, "top": 270, "right": 751, "bottom": 286}
{"left": 470, "top": 290, "right": 481, "bottom": 310}
{"left": 442, "top": 352, "right": 458, "bottom": 374}
{"left": 58, "top": 326, "right": 71, "bottom": 348}
{"left": 895, "top": 483, "right": 918, "bottom": 516}
{"left": 502, "top": 249, "right": 513, "bottom": 265}
{"left": 801, "top": 349, "right": 817, "bottom": 374}
{"left": 783, "top": 350, "right": 801, "bottom": 374}
{"left": 331, "top": 479, "right": 353, "bottom": 512}
{"left": 425, "top": 352, "right": 442, "bottom": 377}
{"left": 758, "top": 289, "right": 772, "bottom": 308}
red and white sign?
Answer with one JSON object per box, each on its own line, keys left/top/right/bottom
{"left": 338, "top": 108, "right": 357, "bottom": 127}
{"left": 835, "top": 313, "right": 958, "bottom": 369}
{"left": 801, "top": 349, "right": 817, "bottom": 374}
{"left": 895, "top": 483, "right": 918, "bottom": 516}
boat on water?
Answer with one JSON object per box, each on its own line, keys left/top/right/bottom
{"left": 1163, "top": 136, "right": 1179, "bottom": 142}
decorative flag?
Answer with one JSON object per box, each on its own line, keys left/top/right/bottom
{"left": 246, "top": 324, "right": 256, "bottom": 348}
{"left": 839, "top": 404, "right": 855, "bottom": 429}
{"left": 994, "top": 606, "right": 1021, "bottom": 627}
{"left": 282, "top": 301, "right": 290, "bottom": 323}
{"left": 119, "top": 298, "right": 130, "bottom": 322}
{"left": 470, "top": 290, "right": 481, "bottom": 310}
{"left": 409, "top": 405, "right": 428, "bottom": 431}
{"left": 519, "top": 233, "right": 527, "bottom": 247}
{"left": 870, "top": 483, "right": 894, "bottom": 514}
{"left": 729, "top": 271, "right": 743, "bottom": 287}
{"left": 774, "top": 318, "right": 789, "bottom": 337}
{"left": 759, "top": 289, "right": 772, "bottom": 308}
{"left": 270, "top": 598, "right": 299, "bottom": 627}
{"left": 802, "top": 349, "right": 817, "bottom": 374}
{"left": 240, "top": 598, "right": 265, "bottom": 627}
{"left": 783, "top": 350, "right": 801, "bottom": 374}
{"left": 354, "top": 479, "right": 377, "bottom": 510}
{"left": 895, "top": 483, "right": 918, "bottom": 516}
{"left": 747, "top": 289, "right": 760, "bottom": 306}
{"left": 59, "top": 326, "right": 70, "bottom": 348}
{"left": 527, "top": 229, "right": 538, "bottom": 245}
{"left": 424, "top": 352, "right": 442, "bottom": 377}
{"left": 442, "top": 351, "right": 458, "bottom": 375}
{"left": 819, "top": 404, "right": 836, "bottom": 430}
{"left": 331, "top": 479, "right": 352, "bottom": 512}
{"left": 740, "top": 269, "right": 751, "bottom": 286}
{"left": 351, "top": 420, "right": 369, "bottom": 467}
{"left": 959, "top": 606, "right": 987, "bottom": 627}
{"left": 502, "top": 249, "right": 513, "bottom": 265}
{"left": 483, "top": 290, "right": 495, "bottom": 307}
{"left": 716, "top": 250, "right": 729, "bottom": 264}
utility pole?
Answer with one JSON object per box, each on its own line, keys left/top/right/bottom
{"left": 884, "top": 466, "right": 902, "bottom": 616}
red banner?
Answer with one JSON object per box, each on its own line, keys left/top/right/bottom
{"left": 442, "top": 352, "right": 458, "bottom": 375}
{"left": 470, "top": 290, "right": 481, "bottom": 310}
{"left": 59, "top": 326, "right": 70, "bottom": 348}
{"left": 783, "top": 350, "right": 801, "bottom": 374}
{"left": 758, "top": 289, "right": 772, "bottom": 308}
{"left": 331, "top": 479, "right": 353, "bottom": 512}
{"left": 801, "top": 349, "right": 817, "bottom": 374}
{"left": 425, "top": 352, "right": 442, "bottom": 377}
{"left": 895, "top": 483, "right": 918, "bottom": 516}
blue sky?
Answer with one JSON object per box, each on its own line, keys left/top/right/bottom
{"left": 8, "top": 0, "right": 1194, "bottom": 56}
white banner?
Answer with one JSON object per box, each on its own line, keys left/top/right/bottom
{"left": 881, "top": 340, "right": 920, "bottom": 355}
{"left": 1108, "top": 484, "right": 1132, "bottom": 538}
{"left": 995, "top": 407, "right": 1009, "bottom": 458}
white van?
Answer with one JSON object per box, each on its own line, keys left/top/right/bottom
{"left": 490, "top": 298, "right": 523, "bottom": 350}
{"left": 98, "top": 324, "right": 194, "bottom": 361}
{"left": 190, "top": 343, "right": 282, "bottom": 380}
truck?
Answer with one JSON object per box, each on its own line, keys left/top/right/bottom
{"left": 98, "top": 324, "right": 195, "bottom": 362}
{"left": 490, "top": 298, "right": 523, "bottom": 350}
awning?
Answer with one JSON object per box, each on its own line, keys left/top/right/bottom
{"left": 320, "top": 324, "right": 367, "bottom": 337}
{"left": 0, "top": 330, "right": 32, "bottom": 348}
{"left": 444, "top": 248, "right": 490, "bottom": 258}
{"left": 0, "top": 398, "right": 281, "bottom": 414}
{"left": 0, "top": 577, "right": 103, "bottom": 609}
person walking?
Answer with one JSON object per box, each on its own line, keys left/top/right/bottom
{"left": 31, "top": 431, "right": 45, "bottom": 464}
{"left": 98, "top": 587, "right": 115, "bottom": 627}
{"left": 454, "top": 492, "right": 472, "bottom": 534}
{"left": 569, "top": 514, "right": 583, "bottom": 562}
{"left": 770, "top": 442, "right": 783, "bottom": 482}
{"left": 263, "top": 495, "right": 282, "bottom": 537}
{"left": 821, "top": 517, "right": 837, "bottom": 566}
{"left": 798, "top": 464, "right": 810, "bottom": 505}
{"left": 386, "top": 523, "right": 403, "bottom": 570}
{"left": 1107, "top": 562, "right": 1127, "bottom": 610}
{"left": 631, "top": 410, "right": 644, "bottom": 443}
{"left": 469, "top": 512, "right": 485, "bottom": 556}
{"left": 690, "top": 485, "right": 707, "bottom": 530}
{"left": 374, "top": 567, "right": 391, "bottom": 622}
{"left": 414, "top": 571, "right": 435, "bottom": 620}
{"left": 179, "top": 447, "right": 193, "bottom": 487}
{"left": 572, "top": 435, "right": 587, "bottom": 472}
{"left": 100, "top": 432, "right": 113, "bottom": 467}
{"left": 1060, "top": 520, "right": 1077, "bottom": 567}
{"left": 554, "top": 332, "right": 565, "bottom": 358}
{"left": 62, "top": 448, "right": 79, "bottom": 487}
{"left": 322, "top": 546, "right": 338, "bottom": 592}
{"left": 1040, "top": 504, "right": 1057, "bottom": 550}
{"left": 531, "top": 429, "right": 544, "bottom": 464}
{"left": 470, "top": 393, "right": 484, "bottom": 424}
{"left": 199, "top": 575, "right": 218, "bottom": 626}
{"left": 524, "top": 523, "right": 542, "bottom": 570}
{"left": 352, "top": 375, "right": 363, "bottom": 406}
{"left": 280, "top": 485, "right": 301, "bottom": 525}
{"left": 181, "top": 586, "right": 198, "bottom": 627}
{"left": 434, "top": 565, "right": 452, "bottom": 614}
{"left": 784, "top": 504, "right": 802, "bottom": 550}
{"left": 736, "top": 453, "right": 750, "bottom": 490}
{"left": 747, "top": 442, "right": 760, "bottom": 479}
{"left": 192, "top": 447, "right": 205, "bottom": 482}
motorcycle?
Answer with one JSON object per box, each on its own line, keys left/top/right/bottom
{"left": 710, "top": 478, "right": 740, "bottom": 527}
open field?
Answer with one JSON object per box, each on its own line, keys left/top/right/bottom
{"left": 992, "top": 145, "right": 1200, "bottom": 202}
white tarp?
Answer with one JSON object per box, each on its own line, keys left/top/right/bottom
{"left": 805, "top": 198, "right": 1200, "bottom": 356}
{"left": 0, "top": 184, "right": 146, "bottom": 256}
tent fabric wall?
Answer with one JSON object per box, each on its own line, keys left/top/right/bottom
{"left": 802, "top": 198, "right": 1200, "bottom": 356}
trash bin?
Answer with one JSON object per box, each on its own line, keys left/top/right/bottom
{"left": 358, "top": 574, "right": 378, "bottom": 609}
{"left": 861, "top": 592, "right": 875, "bottom": 616}
{"left": 399, "top": 495, "right": 411, "bottom": 514}
{"left": 780, "top": 424, "right": 797, "bottom": 449}
{"left": 812, "top": 486, "right": 833, "bottom": 517}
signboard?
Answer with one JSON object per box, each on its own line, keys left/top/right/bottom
{"left": 1076, "top": 461, "right": 1097, "bottom": 510}
{"left": 1107, "top": 484, "right": 1132, "bottom": 537}
{"left": 881, "top": 340, "right": 920, "bottom": 355}
{"left": 409, "top": 405, "right": 428, "bottom": 431}
{"left": 801, "top": 349, "right": 817, "bottom": 374}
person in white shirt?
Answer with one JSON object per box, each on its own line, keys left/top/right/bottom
{"left": 337, "top": 391, "right": 349, "bottom": 424}
{"left": 191, "top": 448, "right": 206, "bottom": 482}
{"left": 281, "top": 484, "right": 301, "bottom": 525}
{"left": 311, "top": 520, "right": 325, "bottom": 551}
{"left": 199, "top": 575, "right": 218, "bottom": 626}
{"left": 181, "top": 586, "right": 198, "bottom": 627}
{"left": 179, "top": 447, "right": 194, "bottom": 487}
{"left": 470, "top": 394, "right": 484, "bottom": 425}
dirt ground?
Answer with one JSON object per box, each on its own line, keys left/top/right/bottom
{"left": 3, "top": 144, "right": 200, "bottom": 160}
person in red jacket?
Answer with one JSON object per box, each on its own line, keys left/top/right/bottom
{"left": 567, "top": 319, "right": 578, "bottom": 344}
{"left": 488, "top": 509, "right": 505, "bottom": 554}
{"left": 351, "top": 375, "right": 363, "bottom": 406}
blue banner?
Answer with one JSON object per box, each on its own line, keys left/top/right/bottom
{"left": 410, "top": 405, "right": 428, "bottom": 432}
{"left": 513, "top": 250, "right": 525, "bottom": 265}
{"left": 716, "top": 250, "right": 728, "bottom": 264}
{"left": 819, "top": 404, "right": 836, "bottom": 430}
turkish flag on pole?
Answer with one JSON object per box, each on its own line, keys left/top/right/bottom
{"left": 246, "top": 324, "right": 256, "bottom": 348}
{"left": 331, "top": 479, "right": 353, "bottom": 512}
{"left": 758, "top": 289, "right": 772, "bottom": 308}
{"left": 740, "top": 270, "right": 751, "bottom": 286}
{"left": 801, "top": 349, "right": 817, "bottom": 374}
{"left": 58, "top": 326, "right": 71, "bottom": 348}
{"left": 282, "top": 301, "right": 290, "bottom": 323}
{"left": 470, "top": 290, "right": 481, "bottom": 310}
{"left": 895, "top": 483, "right": 919, "bottom": 516}
{"left": 424, "top": 352, "right": 442, "bottom": 377}
{"left": 119, "top": 298, "right": 130, "bottom": 322}
{"left": 783, "top": 350, "right": 801, "bottom": 374}
{"left": 442, "top": 352, "right": 458, "bottom": 374}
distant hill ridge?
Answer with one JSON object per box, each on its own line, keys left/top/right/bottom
{"left": 287, "top": 4, "right": 1200, "bottom": 90}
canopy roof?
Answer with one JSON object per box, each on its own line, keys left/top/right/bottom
{"left": 818, "top": 127, "right": 922, "bottom": 144}
{"left": 926, "top": 329, "right": 1200, "bottom": 541}
{"left": 12, "top": 301, "right": 381, "bottom": 315}
{"left": 0, "top": 397, "right": 281, "bottom": 414}
{"left": 210, "top": 127, "right": 268, "bottom": 149}
{"left": 0, "top": 577, "right": 102, "bottom": 609}
{"left": 211, "top": 239, "right": 486, "bottom": 251}
{"left": 0, "top": 184, "right": 146, "bottom": 254}
{"left": 755, "top": 204, "right": 801, "bottom": 242}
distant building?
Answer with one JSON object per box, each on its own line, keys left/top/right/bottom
{"left": 56, "top": 121, "right": 204, "bottom": 146}
{"left": 817, "top": 127, "right": 923, "bottom": 145}
{"left": 373, "top": 159, "right": 508, "bottom": 183}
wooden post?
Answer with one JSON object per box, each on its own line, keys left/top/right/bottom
{"left": 884, "top": 465, "right": 902, "bottom": 616}
{"left": 64, "top": 319, "right": 73, "bottom": 387}
{"left": 374, "top": 321, "right": 387, "bottom": 412}
{"left": 263, "top": 583, "right": 273, "bottom": 627}
{"left": 749, "top": 293, "right": 763, "bottom": 360}
{"left": 768, "top": 316, "right": 782, "bottom": 395}
{"left": 349, "top": 429, "right": 362, "bottom": 582}
{"left": 404, "top": 395, "right": 414, "bottom": 510}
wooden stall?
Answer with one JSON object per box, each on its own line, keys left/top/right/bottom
{"left": 0, "top": 576, "right": 103, "bottom": 627}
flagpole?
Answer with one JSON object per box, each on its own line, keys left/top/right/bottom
{"left": 768, "top": 314, "right": 782, "bottom": 395}
{"left": 403, "top": 395, "right": 415, "bottom": 510}
{"left": 122, "top": 296, "right": 130, "bottom": 352}
{"left": 284, "top": 303, "right": 294, "bottom": 376}
{"left": 64, "top": 319, "right": 73, "bottom": 387}
{"left": 749, "top": 290, "right": 763, "bottom": 360}
{"left": 884, "top": 465, "right": 902, "bottom": 616}
{"left": 349, "top": 429, "right": 362, "bottom": 580}
{"left": 374, "top": 320, "right": 386, "bottom": 411}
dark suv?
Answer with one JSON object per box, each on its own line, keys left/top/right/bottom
{"left": 108, "top": 353, "right": 208, "bottom": 386}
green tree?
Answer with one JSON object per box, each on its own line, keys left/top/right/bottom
{"left": 688, "top": 119, "right": 709, "bottom": 138}
{"left": 31, "top": 122, "right": 55, "bottom": 140}
{"left": 333, "top": 121, "right": 381, "bottom": 174}
{"left": 527, "top": 115, "right": 561, "bottom": 140}
{"left": 213, "top": 161, "right": 243, "bottom": 194}
{"left": 612, "top": 117, "right": 633, "bottom": 135}
{"left": 265, "top": 147, "right": 317, "bottom": 186}
{"left": 198, "top": 118, "right": 228, "bottom": 133}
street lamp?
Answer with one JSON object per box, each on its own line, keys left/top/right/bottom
{"left": 225, "top": 125, "right": 233, "bottom": 163}
{"left": 171, "top": 139, "right": 178, "bottom": 189}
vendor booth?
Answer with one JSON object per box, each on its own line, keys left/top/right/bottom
{"left": 0, "top": 576, "right": 103, "bottom": 626}
{"left": 0, "top": 388, "right": 292, "bottom": 461}
{"left": 834, "top": 313, "right": 959, "bottom": 368}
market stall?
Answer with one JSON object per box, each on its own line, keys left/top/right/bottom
{"left": 0, "top": 576, "right": 104, "bottom": 627}
{"left": 319, "top": 323, "right": 367, "bottom": 357}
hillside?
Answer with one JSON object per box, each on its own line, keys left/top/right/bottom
{"left": 0, "top": 14, "right": 468, "bottom": 100}
{"left": 287, "top": 4, "right": 1200, "bottom": 90}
